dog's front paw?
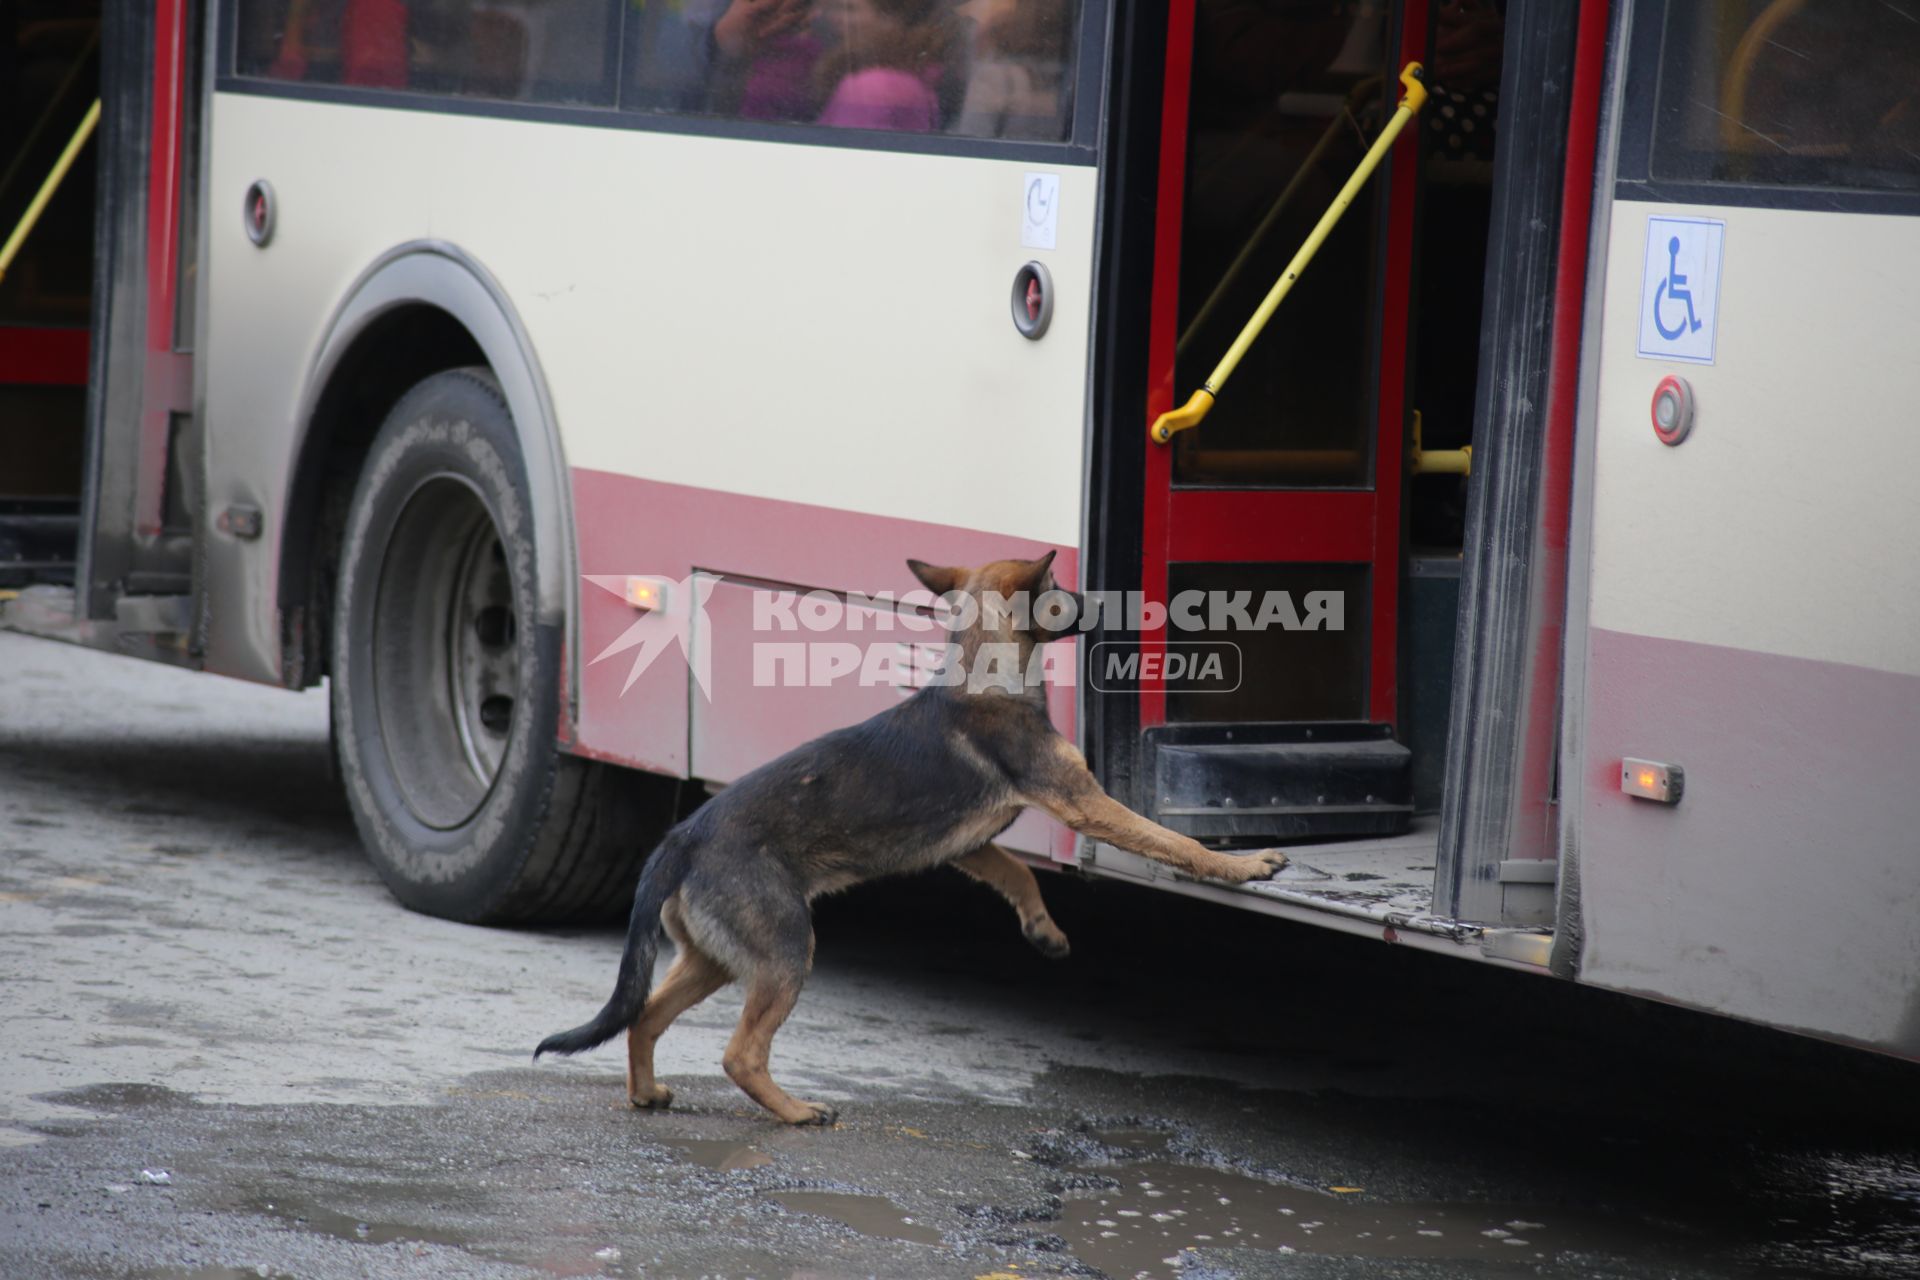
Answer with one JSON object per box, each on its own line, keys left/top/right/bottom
{"left": 1024, "top": 917, "right": 1072, "bottom": 960}
{"left": 1206, "top": 848, "right": 1289, "bottom": 883}
{"left": 629, "top": 1084, "right": 674, "bottom": 1111}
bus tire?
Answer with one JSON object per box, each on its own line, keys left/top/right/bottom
{"left": 330, "top": 367, "right": 670, "bottom": 925}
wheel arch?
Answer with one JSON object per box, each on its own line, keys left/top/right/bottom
{"left": 277, "top": 243, "right": 579, "bottom": 706}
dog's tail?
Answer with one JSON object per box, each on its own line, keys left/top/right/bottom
{"left": 532, "top": 830, "right": 695, "bottom": 1060}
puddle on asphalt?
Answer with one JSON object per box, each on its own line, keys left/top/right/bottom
{"left": 1060, "top": 1130, "right": 1639, "bottom": 1280}
{"left": 1740, "top": 1149, "right": 1920, "bottom": 1276}
{"left": 245, "top": 1193, "right": 475, "bottom": 1250}
{"left": 663, "top": 1138, "right": 773, "bottom": 1172}
{"left": 771, "top": 1191, "right": 942, "bottom": 1245}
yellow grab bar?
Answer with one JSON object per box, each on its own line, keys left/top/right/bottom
{"left": 0, "top": 98, "right": 100, "bottom": 286}
{"left": 1152, "top": 63, "right": 1428, "bottom": 446}
{"left": 1410, "top": 409, "right": 1471, "bottom": 476}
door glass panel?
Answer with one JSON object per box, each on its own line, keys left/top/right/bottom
{"left": 0, "top": 12, "right": 99, "bottom": 327}
{"left": 1172, "top": 2, "right": 1390, "bottom": 489}
{"left": 1165, "top": 562, "right": 1369, "bottom": 723}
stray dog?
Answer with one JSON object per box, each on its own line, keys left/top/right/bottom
{"left": 534, "top": 553, "right": 1288, "bottom": 1124}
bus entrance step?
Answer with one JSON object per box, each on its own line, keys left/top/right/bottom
{"left": 0, "top": 501, "right": 79, "bottom": 587}
{"left": 1142, "top": 722, "right": 1413, "bottom": 846}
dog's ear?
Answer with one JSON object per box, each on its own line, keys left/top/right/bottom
{"left": 907, "top": 559, "right": 964, "bottom": 595}
{"left": 1015, "top": 550, "right": 1058, "bottom": 595}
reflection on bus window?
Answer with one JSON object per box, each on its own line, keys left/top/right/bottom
{"left": 625, "top": 0, "right": 1080, "bottom": 141}
{"left": 1653, "top": 0, "right": 1920, "bottom": 193}
{"left": 235, "top": 0, "right": 620, "bottom": 106}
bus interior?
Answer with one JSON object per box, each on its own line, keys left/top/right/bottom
{"left": 1173, "top": 0, "right": 1498, "bottom": 780}
{"left": 1, "top": 2, "right": 101, "bottom": 596}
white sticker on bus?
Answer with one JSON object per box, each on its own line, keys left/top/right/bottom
{"left": 1637, "top": 215, "right": 1725, "bottom": 365}
{"left": 1022, "top": 173, "right": 1060, "bottom": 251}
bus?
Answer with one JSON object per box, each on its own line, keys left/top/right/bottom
{"left": 4, "top": 0, "right": 1918, "bottom": 1058}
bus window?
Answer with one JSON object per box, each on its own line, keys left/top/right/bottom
{"left": 623, "top": 0, "right": 1082, "bottom": 141}
{"left": 951, "top": 0, "right": 1079, "bottom": 141}
{"left": 1649, "top": 0, "right": 1920, "bottom": 193}
{"left": 235, "top": 0, "right": 622, "bottom": 106}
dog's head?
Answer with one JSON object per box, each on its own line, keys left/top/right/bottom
{"left": 905, "top": 552, "right": 1083, "bottom": 647}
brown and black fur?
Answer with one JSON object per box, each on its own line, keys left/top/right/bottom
{"left": 533, "top": 553, "right": 1288, "bottom": 1125}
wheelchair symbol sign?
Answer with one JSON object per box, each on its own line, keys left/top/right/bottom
{"left": 1637, "top": 216, "right": 1724, "bottom": 364}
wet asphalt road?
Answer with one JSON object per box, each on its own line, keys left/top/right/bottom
{"left": 4, "top": 632, "right": 1920, "bottom": 1280}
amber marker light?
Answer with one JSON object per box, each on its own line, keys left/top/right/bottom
{"left": 624, "top": 577, "right": 670, "bottom": 612}
{"left": 1621, "top": 757, "right": 1684, "bottom": 804}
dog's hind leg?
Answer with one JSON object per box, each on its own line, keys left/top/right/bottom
{"left": 953, "top": 843, "right": 1069, "bottom": 958}
{"left": 682, "top": 866, "right": 834, "bottom": 1124}
{"left": 723, "top": 971, "right": 836, "bottom": 1126}
{"left": 626, "top": 905, "right": 730, "bottom": 1110}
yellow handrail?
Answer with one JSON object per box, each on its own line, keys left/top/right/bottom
{"left": 0, "top": 98, "right": 101, "bottom": 287}
{"left": 1152, "top": 63, "right": 1428, "bottom": 446}
{"left": 1410, "top": 409, "right": 1471, "bottom": 476}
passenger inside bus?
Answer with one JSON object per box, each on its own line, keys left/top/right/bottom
{"left": 699, "top": 0, "right": 1072, "bottom": 137}
{"left": 703, "top": 0, "right": 823, "bottom": 122}
{"left": 952, "top": 0, "right": 1075, "bottom": 140}
{"left": 811, "top": 0, "right": 966, "bottom": 132}
{"left": 241, "top": 0, "right": 1081, "bottom": 142}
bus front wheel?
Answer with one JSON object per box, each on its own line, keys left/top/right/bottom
{"left": 330, "top": 367, "right": 670, "bottom": 925}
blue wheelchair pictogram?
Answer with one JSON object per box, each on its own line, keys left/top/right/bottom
{"left": 1652, "top": 235, "right": 1703, "bottom": 341}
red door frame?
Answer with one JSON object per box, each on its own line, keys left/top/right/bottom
{"left": 136, "top": 0, "right": 194, "bottom": 538}
{"left": 1139, "top": 0, "right": 1428, "bottom": 732}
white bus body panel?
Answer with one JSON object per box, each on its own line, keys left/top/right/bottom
{"left": 1575, "top": 200, "right": 1920, "bottom": 1054}
{"left": 201, "top": 95, "right": 1094, "bottom": 846}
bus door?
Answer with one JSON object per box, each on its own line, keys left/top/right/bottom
{"left": 2, "top": 0, "right": 205, "bottom": 646}
{"left": 1134, "top": 0, "right": 1425, "bottom": 847}
{"left": 77, "top": 0, "right": 201, "bottom": 638}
